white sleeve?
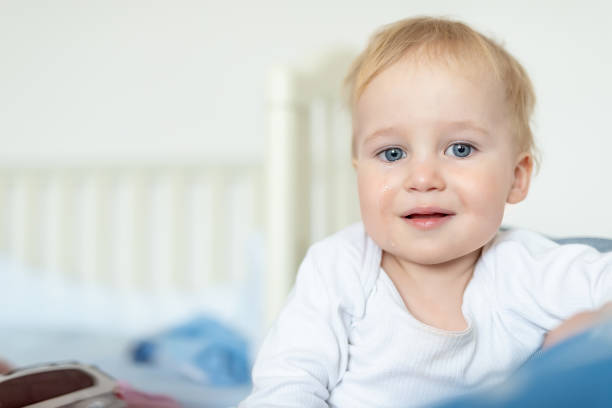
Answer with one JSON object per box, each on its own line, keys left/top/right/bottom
{"left": 239, "top": 247, "right": 352, "bottom": 408}
{"left": 492, "top": 230, "right": 612, "bottom": 331}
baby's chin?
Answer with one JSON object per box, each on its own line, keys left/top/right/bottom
{"left": 383, "top": 244, "right": 481, "bottom": 267}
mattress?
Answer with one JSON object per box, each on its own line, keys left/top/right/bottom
{"left": 0, "top": 327, "right": 252, "bottom": 408}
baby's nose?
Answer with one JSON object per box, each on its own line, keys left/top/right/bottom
{"left": 402, "top": 160, "right": 446, "bottom": 192}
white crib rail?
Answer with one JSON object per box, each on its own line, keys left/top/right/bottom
{"left": 0, "top": 165, "right": 263, "bottom": 296}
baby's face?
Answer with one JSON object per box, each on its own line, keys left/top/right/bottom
{"left": 352, "top": 58, "right": 531, "bottom": 265}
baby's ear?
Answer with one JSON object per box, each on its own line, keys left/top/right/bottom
{"left": 352, "top": 158, "right": 358, "bottom": 169}
{"left": 507, "top": 153, "right": 533, "bottom": 204}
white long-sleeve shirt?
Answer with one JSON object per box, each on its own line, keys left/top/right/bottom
{"left": 240, "top": 222, "right": 612, "bottom": 408}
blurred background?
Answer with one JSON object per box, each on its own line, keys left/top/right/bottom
{"left": 0, "top": 1, "right": 611, "bottom": 406}
{"left": 1, "top": 0, "right": 610, "bottom": 236}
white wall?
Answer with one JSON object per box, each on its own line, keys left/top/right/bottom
{"left": 1, "top": 0, "right": 611, "bottom": 237}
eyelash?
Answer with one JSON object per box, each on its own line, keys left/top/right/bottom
{"left": 376, "top": 142, "right": 477, "bottom": 162}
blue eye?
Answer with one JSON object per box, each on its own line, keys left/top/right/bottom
{"left": 378, "top": 148, "right": 406, "bottom": 162}
{"left": 446, "top": 143, "right": 474, "bottom": 158}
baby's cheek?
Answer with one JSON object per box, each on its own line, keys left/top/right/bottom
{"left": 357, "top": 174, "right": 381, "bottom": 221}
{"left": 460, "top": 171, "right": 507, "bottom": 212}
{"left": 357, "top": 171, "right": 397, "bottom": 237}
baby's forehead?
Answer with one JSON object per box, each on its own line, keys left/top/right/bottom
{"left": 355, "top": 49, "right": 509, "bottom": 117}
{"left": 358, "top": 56, "right": 509, "bottom": 116}
{"left": 399, "top": 47, "right": 504, "bottom": 88}
{"left": 352, "top": 55, "right": 517, "bottom": 148}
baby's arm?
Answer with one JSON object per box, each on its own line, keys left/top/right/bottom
{"left": 543, "top": 302, "right": 612, "bottom": 348}
{"left": 494, "top": 231, "right": 612, "bottom": 342}
{"left": 240, "top": 248, "right": 351, "bottom": 408}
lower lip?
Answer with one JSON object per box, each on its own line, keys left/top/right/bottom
{"left": 403, "top": 215, "right": 454, "bottom": 230}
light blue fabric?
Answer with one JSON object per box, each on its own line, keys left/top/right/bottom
{"left": 131, "top": 315, "right": 251, "bottom": 387}
{"left": 433, "top": 319, "right": 612, "bottom": 407}
{"left": 552, "top": 237, "right": 612, "bottom": 253}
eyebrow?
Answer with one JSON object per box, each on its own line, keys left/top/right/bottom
{"left": 443, "top": 120, "right": 490, "bottom": 137}
{"left": 362, "top": 120, "right": 490, "bottom": 145}
{"left": 361, "top": 127, "right": 398, "bottom": 145}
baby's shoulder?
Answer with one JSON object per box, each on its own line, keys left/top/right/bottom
{"left": 309, "top": 222, "right": 376, "bottom": 260}
{"left": 308, "top": 222, "right": 381, "bottom": 279}
{"left": 303, "top": 222, "right": 381, "bottom": 317}
{"left": 474, "top": 228, "right": 612, "bottom": 323}
{"left": 488, "top": 228, "right": 560, "bottom": 257}
{"left": 488, "top": 228, "right": 610, "bottom": 259}
{"left": 480, "top": 228, "right": 610, "bottom": 284}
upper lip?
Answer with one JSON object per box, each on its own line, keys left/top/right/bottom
{"left": 402, "top": 206, "right": 456, "bottom": 217}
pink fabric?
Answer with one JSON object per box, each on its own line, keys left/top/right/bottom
{"left": 115, "top": 382, "right": 182, "bottom": 408}
{"left": 0, "top": 359, "right": 12, "bottom": 374}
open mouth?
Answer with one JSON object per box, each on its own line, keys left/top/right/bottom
{"left": 402, "top": 207, "right": 456, "bottom": 227}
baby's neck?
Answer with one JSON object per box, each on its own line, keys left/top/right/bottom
{"left": 381, "top": 248, "right": 482, "bottom": 331}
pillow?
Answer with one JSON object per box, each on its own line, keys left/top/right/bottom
{"left": 499, "top": 226, "right": 612, "bottom": 253}
{"left": 551, "top": 237, "right": 612, "bottom": 253}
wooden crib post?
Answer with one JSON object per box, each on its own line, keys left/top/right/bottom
{"left": 265, "top": 66, "right": 311, "bottom": 326}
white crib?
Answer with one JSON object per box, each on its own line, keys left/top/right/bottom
{"left": 0, "top": 51, "right": 359, "bottom": 407}
{"left": 0, "top": 51, "right": 360, "bottom": 337}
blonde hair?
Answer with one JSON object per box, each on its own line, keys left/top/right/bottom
{"left": 345, "top": 16, "right": 540, "bottom": 172}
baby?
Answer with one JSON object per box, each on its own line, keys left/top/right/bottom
{"left": 241, "top": 16, "right": 612, "bottom": 407}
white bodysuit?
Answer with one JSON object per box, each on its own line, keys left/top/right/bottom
{"left": 240, "top": 223, "right": 612, "bottom": 408}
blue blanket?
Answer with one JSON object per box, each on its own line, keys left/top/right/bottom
{"left": 131, "top": 316, "right": 251, "bottom": 387}
{"left": 435, "top": 319, "right": 612, "bottom": 407}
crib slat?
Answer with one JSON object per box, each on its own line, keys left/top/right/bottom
{"left": 149, "top": 172, "right": 174, "bottom": 293}
{"left": 227, "top": 173, "right": 253, "bottom": 283}
{"left": 112, "top": 173, "right": 137, "bottom": 291}
{"left": 74, "top": 174, "right": 99, "bottom": 286}
{"left": 209, "top": 170, "right": 227, "bottom": 284}
{"left": 171, "top": 172, "right": 188, "bottom": 291}
{"left": 41, "top": 174, "right": 64, "bottom": 280}
{"left": 8, "top": 174, "right": 29, "bottom": 269}
{"left": 0, "top": 175, "right": 7, "bottom": 253}
{"left": 187, "top": 173, "right": 214, "bottom": 289}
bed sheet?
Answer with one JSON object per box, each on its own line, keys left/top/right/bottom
{"left": 0, "top": 254, "right": 263, "bottom": 406}
{"left": 0, "top": 327, "right": 252, "bottom": 408}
